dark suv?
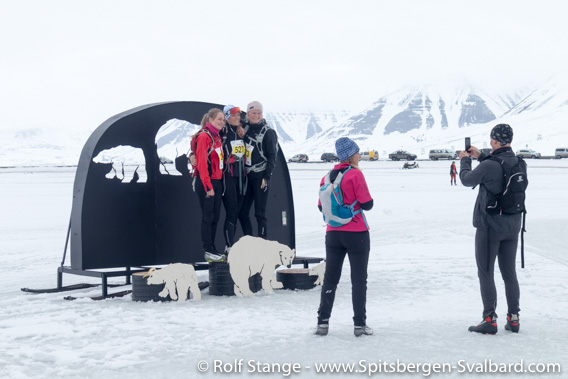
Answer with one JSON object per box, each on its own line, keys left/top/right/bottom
{"left": 321, "top": 153, "right": 339, "bottom": 162}
{"left": 388, "top": 150, "right": 417, "bottom": 161}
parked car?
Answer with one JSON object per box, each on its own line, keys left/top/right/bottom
{"left": 321, "top": 153, "right": 339, "bottom": 162}
{"left": 516, "top": 149, "right": 541, "bottom": 159}
{"left": 388, "top": 150, "right": 417, "bottom": 161}
{"left": 288, "top": 154, "right": 309, "bottom": 163}
{"left": 480, "top": 148, "right": 492, "bottom": 155}
{"left": 429, "top": 149, "right": 456, "bottom": 160}
{"left": 360, "top": 150, "right": 379, "bottom": 161}
{"left": 555, "top": 148, "right": 568, "bottom": 159}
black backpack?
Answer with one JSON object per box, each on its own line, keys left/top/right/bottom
{"left": 487, "top": 155, "right": 528, "bottom": 267}
{"left": 487, "top": 155, "right": 528, "bottom": 215}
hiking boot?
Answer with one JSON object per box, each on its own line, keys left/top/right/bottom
{"left": 505, "top": 314, "right": 520, "bottom": 333}
{"left": 204, "top": 251, "right": 226, "bottom": 263}
{"left": 354, "top": 325, "right": 374, "bottom": 337}
{"left": 468, "top": 315, "right": 498, "bottom": 334}
{"left": 315, "top": 324, "right": 329, "bottom": 336}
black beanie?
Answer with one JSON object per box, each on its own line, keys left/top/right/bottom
{"left": 490, "top": 124, "right": 513, "bottom": 146}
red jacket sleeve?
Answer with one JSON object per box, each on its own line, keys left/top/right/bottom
{"left": 196, "top": 133, "right": 213, "bottom": 191}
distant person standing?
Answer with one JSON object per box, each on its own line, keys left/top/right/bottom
{"left": 450, "top": 161, "right": 457, "bottom": 185}
{"left": 238, "top": 101, "right": 278, "bottom": 239}
{"left": 459, "top": 124, "right": 523, "bottom": 334}
{"left": 315, "top": 137, "right": 374, "bottom": 337}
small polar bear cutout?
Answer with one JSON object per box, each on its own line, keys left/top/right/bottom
{"left": 308, "top": 260, "right": 326, "bottom": 286}
{"left": 144, "top": 263, "right": 201, "bottom": 301}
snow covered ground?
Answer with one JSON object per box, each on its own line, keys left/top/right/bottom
{"left": 1, "top": 160, "right": 567, "bottom": 378}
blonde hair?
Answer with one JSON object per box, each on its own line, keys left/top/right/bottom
{"left": 342, "top": 153, "right": 360, "bottom": 170}
{"left": 200, "top": 108, "right": 223, "bottom": 128}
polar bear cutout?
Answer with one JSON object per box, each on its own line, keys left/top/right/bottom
{"left": 308, "top": 260, "right": 326, "bottom": 286}
{"left": 92, "top": 145, "right": 147, "bottom": 183}
{"left": 228, "top": 236, "right": 295, "bottom": 297}
{"left": 144, "top": 263, "right": 201, "bottom": 301}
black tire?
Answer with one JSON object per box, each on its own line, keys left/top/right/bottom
{"left": 406, "top": 156, "right": 412, "bottom": 161}
{"left": 276, "top": 269, "right": 317, "bottom": 290}
{"left": 208, "top": 262, "right": 261, "bottom": 296}
{"left": 557, "top": 155, "right": 561, "bottom": 159}
{"left": 531, "top": 155, "right": 536, "bottom": 159}
{"left": 131, "top": 271, "right": 171, "bottom": 302}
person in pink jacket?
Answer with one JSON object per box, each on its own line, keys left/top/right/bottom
{"left": 315, "top": 137, "right": 374, "bottom": 337}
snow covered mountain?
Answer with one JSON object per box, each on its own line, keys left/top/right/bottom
{"left": 288, "top": 83, "right": 538, "bottom": 158}
{"left": 2, "top": 79, "right": 568, "bottom": 167}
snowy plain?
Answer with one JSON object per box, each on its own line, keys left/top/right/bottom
{"left": 1, "top": 159, "right": 567, "bottom": 378}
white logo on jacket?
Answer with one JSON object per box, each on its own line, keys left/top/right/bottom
{"left": 144, "top": 263, "right": 201, "bottom": 301}
{"left": 228, "top": 236, "right": 295, "bottom": 296}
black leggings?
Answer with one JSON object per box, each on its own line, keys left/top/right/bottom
{"left": 238, "top": 172, "right": 269, "bottom": 239}
{"left": 222, "top": 175, "right": 245, "bottom": 247}
{"left": 318, "top": 231, "right": 370, "bottom": 327}
{"left": 195, "top": 176, "right": 223, "bottom": 252}
{"left": 475, "top": 229, "right": 520, "bottom": 317}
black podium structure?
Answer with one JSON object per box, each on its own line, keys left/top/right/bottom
{"left": 55, "top": 101, "right": 296, "bottom": 296}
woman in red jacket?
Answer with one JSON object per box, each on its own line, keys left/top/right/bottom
{"left": 316, "top": 137, "right": 374, "bottom": 337}
{"left": 194, "top": 108, "right": 226, "bottom": 262}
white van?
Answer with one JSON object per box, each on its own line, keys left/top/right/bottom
{"left": 429, "top": 149, "right": 456, "bottom": 160}
{"left": 555, "top": 148, "right": 568, "bottom": 159}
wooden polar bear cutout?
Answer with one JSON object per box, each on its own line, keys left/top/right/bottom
{"left": 144, "top": 263, "right": 201, "bottom": 301}
{"left": 308, "top": 260, "right": 326, "bottom": 286}
{"left": 228, "top": 236, "right": 295, "bottom": 296}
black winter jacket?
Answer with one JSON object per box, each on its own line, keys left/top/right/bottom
{"left": 459, "top": 147, "right": 522, "bottom": 234}
{"left": 243, "top": 119, "right": 278, "bottom": 180}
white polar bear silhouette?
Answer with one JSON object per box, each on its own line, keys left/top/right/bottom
{"left": 228, "top": 236, "right": 295, "bottom": 297}
{"left": 144, "top": 263, "right": 201, "bottom": 301}
{"left": 93, "top": 145, "right": 147, "bottom": 183}
{"left": 308, "top": 260, "right": 326, "bottom": 286}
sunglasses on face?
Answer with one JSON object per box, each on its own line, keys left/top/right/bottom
{"left": 226, "top": 107, "right": 240, "bottom": 116}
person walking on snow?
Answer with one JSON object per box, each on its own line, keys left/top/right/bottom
{"left": 450, "top": 161, "right": 457, "bottom": 185}
{"left": 459, "top": 124, "right": 522, "bottom": 334}
{"left": 315, "top": 137, "right": 374, "bottom": 337}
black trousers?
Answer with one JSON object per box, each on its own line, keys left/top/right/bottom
{"left": 475, "top": 229, "right": 520, "bottom": 318}
{"left": 222, "top": 174, "right": 245, "bottom": 247}
{"left": 317, "top": 231, "right": 370, "bottom": 327}
{"left": 195, "top": 176, "right": 223, "bottom": 252}
{"left": 238, "top": 172, "right": 268, "bottom": 239}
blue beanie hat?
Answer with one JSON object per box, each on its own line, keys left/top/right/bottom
{"left": 223, "top": 104, "right": 239, "bottom": 120}
{"left": 335, "top": 137, "right": 359, "bottom": 161}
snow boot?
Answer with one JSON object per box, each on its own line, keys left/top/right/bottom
{"left": 204, "top": 251, "right": 226, "bottom": 263}
{"left": 354, "top": 325, "right": 374, "bottom": 337}
{"left": 505, "top": 314, "right": 520, "bottom": 333}
{"left": 468, "top": 315, "right": 498, "bottom": 334}
{"left": 315, "top": 324, "right": 329, "bottom": 336}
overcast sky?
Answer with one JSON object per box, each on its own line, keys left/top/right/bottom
{"left": 1, "top": 0, "right": 567, "bottom": 131}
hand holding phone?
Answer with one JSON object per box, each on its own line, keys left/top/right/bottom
{"left": 465, "top": 137, "right": 471, "bottom": 152}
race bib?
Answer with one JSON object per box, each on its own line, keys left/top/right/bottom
{"left": 231, "top": 140, "right": 245, "bottom": 158}
{"left": 215, "top": 147, "right": 224, "bottom": 170}
{"left": 245, "top": 143, "right": 254, "bottom": 166}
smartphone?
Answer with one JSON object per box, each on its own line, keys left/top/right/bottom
{"left": 465, "top": 137, "right": 471, "bottom": 152}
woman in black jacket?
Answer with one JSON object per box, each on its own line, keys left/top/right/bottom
{"left": 238, "top": 101, "right": 278, "bottom": 239}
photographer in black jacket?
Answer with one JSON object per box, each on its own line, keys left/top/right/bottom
{"left": 238, "top": 101, "right": 278, "bottom": 239}
{"left": 459, "top": 124, "right": 522, "bottom": 334}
